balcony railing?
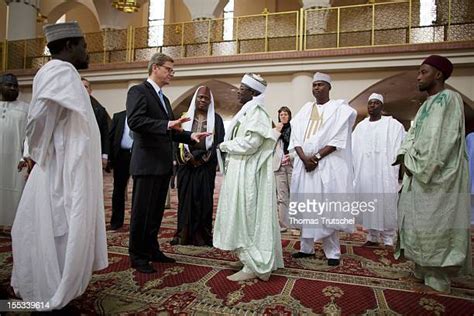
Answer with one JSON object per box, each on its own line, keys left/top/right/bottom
{"left": 1, "top": 0, "right": 472, "bottom": 71}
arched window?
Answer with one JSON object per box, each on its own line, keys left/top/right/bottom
{"left": 148, "top": 0, "right": 165, "bottom": 46}
{"left": 223, "top": 0, "right": 234, "bottom": 41}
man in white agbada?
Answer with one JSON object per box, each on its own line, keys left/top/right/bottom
{"left": 290, "top": 72, "right": 356, "bottom": 266}
{"left": 11, "top": 22, "right": 108, "bottom": 311}
{"left": 214, "top": 73, "right": 284, "bottom": 281}
{"left": 352, "top": 93, "right": 405, "bottom": 247}
{"left": 0, "top": 73, "right": 28, "bottom": 228}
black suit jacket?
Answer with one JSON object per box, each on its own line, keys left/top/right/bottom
{"left": 90, "top": 95, "right": 110, "bottom": 156}
{"left": 108, "top": 110, "right": 127, "bottom": 168}
{"left": 126, "top": 80, "right": 193, "bottom": 176}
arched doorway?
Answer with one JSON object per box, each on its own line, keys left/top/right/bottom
{"left": 350, "top": 71, "right": 474, "bottom": 133}
{"left": 172, "top": 80, "right": 241, "bottom": 125}
{"left": 45, "top": 1, "right": 100, "bottom": 32}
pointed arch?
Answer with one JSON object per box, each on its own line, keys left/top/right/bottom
{"left": 46, "top": 0, "right": 100, "bottom": 33}
{"left": 349, "top": 71, "right": 474, "bottom": 133}
{"left": 172, "top": 80, "right": 240, "bottom": 121}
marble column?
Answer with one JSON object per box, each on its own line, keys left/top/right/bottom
{"left": 300, "top": 0, "right": 331, "bottom": 34}
{"left": 5, "top": 0, "right": 37, "bottom": 40}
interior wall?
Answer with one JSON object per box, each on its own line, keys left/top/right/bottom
{"left": 0, "top": 1, "right": 6, "bottom": 41}
{"left": 276, "top": 0, "right": 301, "bottom": 12}
{"left": 234, "top": 0, "right": 267, "bottom": 16}
{"left": 168, "top": 0, "right": 191, "bottom": 23}
{"left": 15, "top": 67, "right": 474, "bottom": 125}
{"left": 65, "top": 4, "right": 101, "bottom": 33}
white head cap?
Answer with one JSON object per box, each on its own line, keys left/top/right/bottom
{"left": 43, "top": 22, "right": 83, "bottom": 44}
{"left": 241, "top": 73, "right": 267, "bottom": 94}
{"left": 313, "top": 72, "right": 331, "bottom": 85}
{"left": 368, "top": 93, "right": 384, "bottom": 104}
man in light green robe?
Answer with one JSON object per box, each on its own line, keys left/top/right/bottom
{"left": 394, "top": 55, "right": 472, "bottom": 293}
{"left": 214, "top": 73, "right": 284, "bottom": 281}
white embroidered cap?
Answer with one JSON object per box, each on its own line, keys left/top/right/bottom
{"left": 43, "top": 22, "right": 83, "bottom": 43}
{"left": 241, "top": 73, "right": 267, "bottom": 93}
{"left": 312, "top": 72, "right": 331, "bottom": 84}
{"left": 368, "top": 93, "right": 384, "bottom": 104}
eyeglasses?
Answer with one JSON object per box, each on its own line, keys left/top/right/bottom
{"left": 159, "top": 65, "right": 175, "bottom": 75}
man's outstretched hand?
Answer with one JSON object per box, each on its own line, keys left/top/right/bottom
{"left": 169, "top": 117, "right": 191, "bottom": 132}
{"left": 191, "top": 132, "right": 212, "bottom": 143}
{"left": 17, "top": 157, "right": 36, "bottom": 176}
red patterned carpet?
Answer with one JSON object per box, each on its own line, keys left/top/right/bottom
{"left": 1, "top": 173, "right": 474, "bottom": 315}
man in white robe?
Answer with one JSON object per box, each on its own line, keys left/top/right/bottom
{"left": 0, "top": 73, "right": 28, "bottom": 228}
{"left": 352, "top": 93, "right": 405, "bottom": 247}
{"left": 214, "top": 73, "right": 284, "bottom": 281}
{"left": 11, "top": 22, "right": 108, "bottom": 311}
{"left": 290, "top": 72, "right": 357, "bottom": 266}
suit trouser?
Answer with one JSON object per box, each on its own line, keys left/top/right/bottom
{"left": 129, "top": 173, "right": 171, "bottom": 264}
{"left": 274, "top": 164, "right": 292, "bottom": 228}
{"left": 111, "top": 149, "right": 131, "bottom": 226}
{"left": 300, "top": 231, "right": 341, "bottom": 259}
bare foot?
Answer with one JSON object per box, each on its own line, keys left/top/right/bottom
{"left": 227, "top": 269, "right": 256, "bottom": 281}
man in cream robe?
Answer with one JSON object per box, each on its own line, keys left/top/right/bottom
{"left": 11, "top": 22, "right": 108, "bottom": 310}
{"left": 394, "top": 55, "right": 471, "bottom": 293}
{"left": 290, "top": 72, "right": 356, "bottom": 266}
{"left": 0, "top": 74, "right": 28, "bottom": 227}
{"left": 352, "top": 93, "right": 405, "bottom": 247}
{"left": 214, "top": 73, "right": 284, "bottom": 281}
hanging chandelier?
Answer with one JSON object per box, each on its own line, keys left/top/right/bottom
{"left": 112, "top": 0, "right": 140, "bottom": 13}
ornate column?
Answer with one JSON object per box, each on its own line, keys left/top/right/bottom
{"left": 4, "top": 0, "right": 37, "bottom": 40}
{"left": 300, "top": 0, "right": 331, "bottom": 34}
{"left": 182, "top": 0, "right": 229, "bottom": 21}
{"left": 181, "top": 0, "right": 229, "bottom": 56}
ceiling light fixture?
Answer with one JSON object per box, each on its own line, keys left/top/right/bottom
{"left": 112, "top": 0, "right": 140, "bottom": 13}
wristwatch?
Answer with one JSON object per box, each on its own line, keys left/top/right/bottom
{"left": 314, "top": 152, "right": 322, "bottom": 161}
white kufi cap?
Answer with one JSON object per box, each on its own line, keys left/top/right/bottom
{"left": 368, "top": 93, "right": 384, "bottom": 103}
{"left": 313, "top": 72, "right": 331, "bottom": 84}
{"left": 241, "top": 73, "right": 267, "bottom": 93}
{"left": 43, "top": 22, "right": 83, "bottom": 44}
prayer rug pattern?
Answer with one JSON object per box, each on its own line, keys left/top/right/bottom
{"left": 0, "top": 173, "right": 473, "bottom": 315}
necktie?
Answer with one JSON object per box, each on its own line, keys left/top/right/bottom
{"left": 158, "top": 90, "right": 168, "bottom": 115}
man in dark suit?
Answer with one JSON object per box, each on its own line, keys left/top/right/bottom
{"left": 82, "top": 77, "right": 111, "bottom": 170}
{"left": 126, "top": 52, "right": 210, "bottom": 273}
{"left": 108, "top": 110, "right": 133, "bottom": 230}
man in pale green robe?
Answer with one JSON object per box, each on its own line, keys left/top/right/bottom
{"left": 0, "top": 73, "right": 28, "bottom": 227}
{"left": 394, "top": 55, "right": 472, "bottom": 293}
{"left": 214, "top": 73, "right": 284, "bottom": 281}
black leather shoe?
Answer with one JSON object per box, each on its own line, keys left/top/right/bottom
{"left": 151, "top": 252, "right": 176, "bottom": 263}
{"left": 169, "top": 237, "right": 180, "bottom": 246}
{"left": 292, "top": 252, "right": 315, "bottom": 259}
{"left": 328, "top": 259, "right": 340, "bottom": 266}
{"left": 131, "top": 262, "right": 156, "bottom": 273}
